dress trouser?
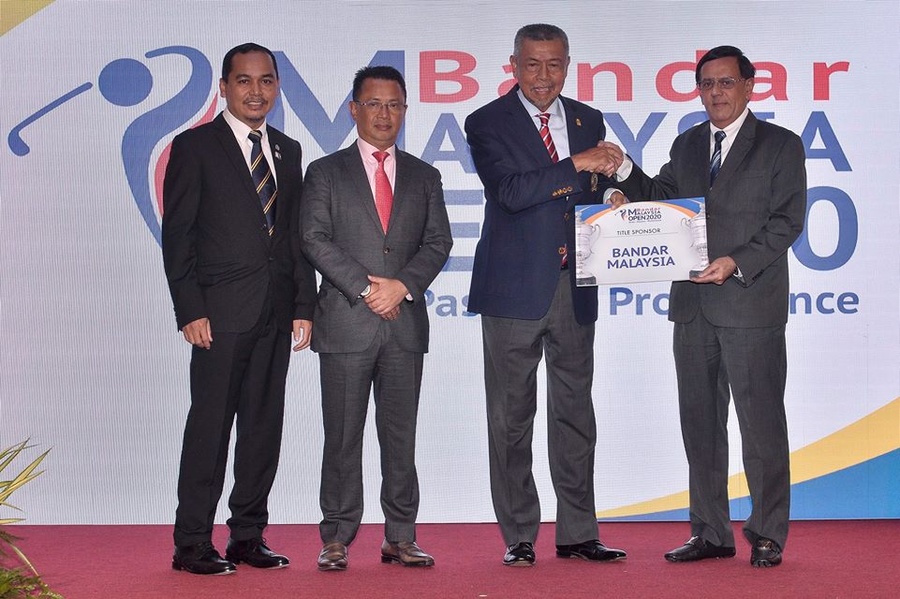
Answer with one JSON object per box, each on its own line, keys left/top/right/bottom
{"left": 673, "top": 310, "right": 790, "bottom": 549}
{"left": 174, "top": 305, "right": 290, "bottom": 547}
{"left": 318, "top": 321, "right": 424, "bottom": 545}
{"left": 481, "top": 272, "right": 599, "bottom": 546}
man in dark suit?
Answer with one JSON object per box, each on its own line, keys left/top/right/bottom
{"left": 162, "top": 43, "right": 317, "bottom": 575}
{"left": 465, "top": 23, "right": 627, "bottom": 567}
{"left": 300, "top": 66, "right": 452, "bottom": 571}
{"left": 607, "top": 45, "right": 807, "bottom": 567}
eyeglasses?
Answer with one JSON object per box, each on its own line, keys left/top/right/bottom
{"left": 697, "top": 77, "right": 745, "bottom": 91}
{"left": 353, "top": 100, "right": 407, "bottom": 113}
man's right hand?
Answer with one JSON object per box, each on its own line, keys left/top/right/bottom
{"left": 571, "top": 143, "right": 623, "bottom": 177}
{"left": 182, "top": 317, "right": 212, "bottom": 349}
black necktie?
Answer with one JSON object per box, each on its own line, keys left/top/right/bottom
{"left": 709, "top": 130, "right": 726, "bottom": 186}
{"left": 248, "top": 129, "right": 277, "bottom": 235}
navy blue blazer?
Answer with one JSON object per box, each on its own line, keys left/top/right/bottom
{"left": 465, "top": 86, "right": 615, "bottom": 324}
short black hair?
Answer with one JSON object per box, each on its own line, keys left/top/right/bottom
{"left": 696, "top": 45, "right": 755, "bottom": 82}
{"left": 513, "top": 23, "right": 569, "bottom": 57}
{"left": 352, "top": 65, "right": 407, "bottom": 101}
{"left": 221, "top": 43, "right": 279, "bottom": 81}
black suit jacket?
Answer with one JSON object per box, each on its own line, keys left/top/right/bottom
{"left": 617, "top": 111, "right": 807, "bottom": 327}
{"left": 465, "top": 86, "right": 615, "bottom": 325}
{"left": 162, "top": 113, "right": 316, "bottom": 333}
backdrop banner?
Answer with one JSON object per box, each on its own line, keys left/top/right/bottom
{"left": 2, "top": 1, "right": 897, "bottom": 525}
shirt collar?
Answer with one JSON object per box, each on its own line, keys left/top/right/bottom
{"left": 356, "top": 137, "right": 395, "bottom": 163}
{"left": 516, "top": 88, "right": 564, "bottom": 122}
{"left": 713, "top": 106, "right": 750, "bottom": 139}
{"left": 223, "top": 108, "right": 267, "bottom": 140}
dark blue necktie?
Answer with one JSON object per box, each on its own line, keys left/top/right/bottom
{"left": 248, "top": 130, "right": 277, "bottom": 235}
{"left": 709, "top": 130, "right": 726, "bottom": 186}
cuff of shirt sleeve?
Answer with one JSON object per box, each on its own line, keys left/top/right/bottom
{"left": 614, "top": 156, "right": 634, "bottom": 181}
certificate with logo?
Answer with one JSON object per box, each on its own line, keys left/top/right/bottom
{"left": 574, "top": 198, "right": 707, "bottom": 286}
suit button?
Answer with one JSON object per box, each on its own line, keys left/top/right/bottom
{"left": 261, "top": 223, "right": 267, "bottom": 230}
{"left": 383, "top": 247, "right": 391, "bottom": 254}
{"left": 268, "top": 256, "right": 274, "bottom": 262}
{"left": 564, "top": 213, "right": 570, "bottom": 221}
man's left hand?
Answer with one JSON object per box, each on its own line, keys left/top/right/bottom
{"left": 690, "top": 256, "right": 737, "bottom": 285}
{"left": 607, "top": 190, "right": 629, "bottom": 208}
{"left": 292, "top": 319, "right": 313, "bottom": 351}
{"left": 364, "top": 275, "right": 408, "bottom": 316}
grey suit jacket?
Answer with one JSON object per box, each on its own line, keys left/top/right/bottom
{"left": 617, "top": 111, "right": 807, "bottom": 327}
{"left": 299, "top": 143, "right": 453, "bottom": 353}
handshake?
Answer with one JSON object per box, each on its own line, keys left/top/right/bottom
{"left": 571, "top": 141, "right": 629, "bottom": 207}
{"left": 571, "top": 140, "right": 625, "bottom": 177}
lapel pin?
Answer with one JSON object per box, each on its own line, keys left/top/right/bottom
{"left": 575, "top": 118, "right": 582, "bottom": 127}
{"left": 275, "top": 151, "right": 282, "bottom": 160}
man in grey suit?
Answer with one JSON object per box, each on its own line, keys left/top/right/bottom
{"left": 607, "top": 46, "right": 806, "bottom": 568}
{"left": 300, "top": 66, "right": 452, "bottom": 571}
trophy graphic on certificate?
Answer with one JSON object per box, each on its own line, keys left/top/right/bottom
{"left": 574, "top": 208, "right": 601, "bottom": 286}
{"left": 686, "top": 204, "right": 709, "bottom": 278}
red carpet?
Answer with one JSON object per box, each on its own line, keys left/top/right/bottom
{"left": 12, "top": 521, "right": 898, "bottom": 598}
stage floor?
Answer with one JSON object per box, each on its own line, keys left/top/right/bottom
{"left": 10, "top": 520, "right": 899, "bottom": 598}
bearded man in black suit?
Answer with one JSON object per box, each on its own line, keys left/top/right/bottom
{"left": 162, "top": 42, "right": 317, "bottom": 575}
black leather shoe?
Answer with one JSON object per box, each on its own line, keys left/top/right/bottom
{"left": 317, "top": 541, "right": 348, "bottom": 571}
{"left": 172, "top": 541, "right": 236, "bottom": 575}
{"left": 664, "top": 536, "right": 736, "bottom": 562}
{"left": 225, "top": 537, "right": 289, "bottom": 569}
{"left": 750, "top": 537, "right": 782, "bottom": 567}
{"left": 556, "top": 540, "right": 626, "bottom": 562}
{"left": 503, "top": 541, "right": 535, "bottom": 567}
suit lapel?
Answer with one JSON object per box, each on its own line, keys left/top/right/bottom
{"left": 390, "top": 150, "right": 422, "bottom": 235}
{"left": 503, "top": 86, "right": 552, "bottom": 167}
{"left": 712, "top": 112, "right": 757, "bottom": 195}
{"left": 562, "top": 96, "right": 590, "bottom": 154}
{"left": 685, "top": 124, "right": 711, "bottom": 198}
{"left": 342, "top": 147, "right": 385, "bottom": 234}
{"left": 268, "top": 129, "right": 291, "bottom": 236}
{"left": 212, "top": 115, "right": 258, "bottom": 201}
{"left": 212, "top": 114, "right": 272, "bottom": 244}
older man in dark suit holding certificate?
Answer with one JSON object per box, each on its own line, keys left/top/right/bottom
{"left": 608, "top": 45, "right": 807, "bottom": 568}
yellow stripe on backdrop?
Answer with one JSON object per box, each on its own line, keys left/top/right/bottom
{"left": 1, "top": 0, "right": 56, "bottom": 36}
{"left": 597, "top": 397, "right": 900, "bottom": 518}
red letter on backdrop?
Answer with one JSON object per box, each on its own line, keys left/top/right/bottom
{"left": 498, "top": 64, "right": 517, "bottom": 96}
{"left": 750, "top": 62, "right": 788, "bottom": 101}
{"left": 577, "top": 62, "right": 633, "bottom": 101}
{"left": 656, "top": 50, "right": 705, "bottom": 102}
{"left": 420, "top": 51, "right": 479, "bottom": 103}
{"left": 812, "top": 61, "right": 850, "bottom": 101}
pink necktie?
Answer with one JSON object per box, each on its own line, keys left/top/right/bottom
{"left": 537, "top": 113, "right": 559, "bottom": 163}
{"left": 373, "top": 151, "right": 393, "bottom": 232}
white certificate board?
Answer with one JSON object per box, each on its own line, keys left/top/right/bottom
{"left": 574, "top": 198, "right": 707, "bottom": 286}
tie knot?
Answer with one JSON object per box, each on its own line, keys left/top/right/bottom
{"left": 248, "top": 130, "right": 262, "bottom": 144}
{"left": 537, "top": 113, "right": 551, "bottom": 127}
{"left": 373, "top": 151, "right": 389, "bottom": 164}
{"left": 714, "top": 130, "right": 726, "bottom": 144}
